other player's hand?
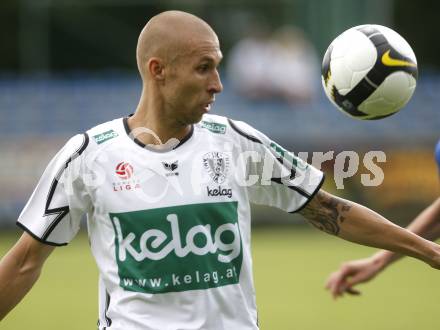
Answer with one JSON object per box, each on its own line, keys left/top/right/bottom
{"left": 325, "top": 256, "right": 385, "bottom": 299}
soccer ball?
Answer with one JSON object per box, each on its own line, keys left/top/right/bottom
{"left": 321, "top": 24, "right": 418, "bottom": 120}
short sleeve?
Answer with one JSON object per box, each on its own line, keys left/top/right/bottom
{"left": 17, "top": 134, "right": 91, "bottom": 246}
{"left": 229, "top": 119, "right": 324, "bottom": 213}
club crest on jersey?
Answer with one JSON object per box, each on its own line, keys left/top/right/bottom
{"left": 162, "top": 160, "right": 179, "bottom": 176}
{"left": 203, "top": 152, "right": 230, "bottom": 184}
{"left": 113, "top": 161, "right": 141, "bottom": 192}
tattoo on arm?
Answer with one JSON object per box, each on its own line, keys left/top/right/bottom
{"left": 299, "top": 190, "right": 352, "bottom": 236}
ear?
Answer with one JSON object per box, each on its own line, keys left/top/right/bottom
{"left": 148, "top": 58, "right": 165, "bottom": 81}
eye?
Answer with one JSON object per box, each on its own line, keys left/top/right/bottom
{"left": 197, "top": 64, "right": 210, "bottom": 73}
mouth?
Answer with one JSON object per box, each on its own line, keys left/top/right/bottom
{"left": 203, "top": 99, "right": 215, "bottom": 112}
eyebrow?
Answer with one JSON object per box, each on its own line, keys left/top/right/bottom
{"left": 199, "top": 53, "right": 223, "bottom": 63}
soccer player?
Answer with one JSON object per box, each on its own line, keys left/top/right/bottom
{"left": 326, "top": 140, "right": 440, "bottom": 299}
{"left": 1, "top": 11, "right": 440, "bottom": 330}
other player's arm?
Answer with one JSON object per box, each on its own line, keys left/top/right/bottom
{"left": 299, "top": 190, "right": 440, "bottom": 269}
{"left": 370, "top": 196, "right": 440, "bottom": 264}
{"left": 0, "top": 232, "right": 55, "bottom": 321}
{"left": 325, "top": 197, "right": 440, "bottom": 298}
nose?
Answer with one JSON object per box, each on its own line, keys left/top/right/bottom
{"left": 208, "top": 69, "right": 223, "bottom": 94}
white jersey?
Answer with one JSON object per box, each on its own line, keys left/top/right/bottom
{"left": 17, "top": 114, "right": 324, "bottom": 330}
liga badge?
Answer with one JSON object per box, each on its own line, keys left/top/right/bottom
{"left": 203, "top": 152, "right": 230, "bottom": 184}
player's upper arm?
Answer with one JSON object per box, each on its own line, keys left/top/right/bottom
{"left": 227, "top": 118, "right": 324, "bottom": 213}
{"left": 17, "top": 133, "right": 91, "bottom": 246}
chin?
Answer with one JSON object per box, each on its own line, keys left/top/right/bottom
{"left": 190, "top": 113, "right": 205, "bottom": 124}
{"left": 179, "top": 115, "right": 202, "bottom": 126}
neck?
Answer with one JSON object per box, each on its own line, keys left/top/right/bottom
{"left": 128, "top": 89, "right": 191, "bottom": 147}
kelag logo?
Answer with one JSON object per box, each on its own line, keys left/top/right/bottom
{"left": 93, "top": 129, "right": 119, "bottom": 145}
{"left": 200, "top": 121, "right": 227, "bottom": 134}
{"left": 109, "top": 202, "right": 242, "bottom": 294}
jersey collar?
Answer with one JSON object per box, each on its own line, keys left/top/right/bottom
{"left": 123, "top": 116, "right": 194, "bottom": 152}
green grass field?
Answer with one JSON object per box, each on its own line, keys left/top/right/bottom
{"left": 0, "top": 227, "right": 438, "bottom": 330}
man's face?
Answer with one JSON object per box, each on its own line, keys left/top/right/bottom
{"left": 162, "top": 35, "right": 223, "bottom": 125}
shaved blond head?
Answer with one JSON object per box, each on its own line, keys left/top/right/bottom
{"left": 136, "top": 11, "right": 218, "bottom": 80}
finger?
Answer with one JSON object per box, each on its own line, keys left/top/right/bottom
{"left": 327, "top": 275, "right": 342, "bottom": 298}
{"left": 324, "top": 275, "right": 338, "bottom": 298}
{"left": 334, "top": 277, "right": 359, "bottom": 298}
{"left": 325, "top": 277, "right": 332, "bottom": 290}
{"left": 348, "top": 271, "right": 372, "bottom": 286}
{"left": 325, "top": 272, "right": 339, "bottom": 290}
{"left": 345, "top": 287, "right": 361, "bottom": 295}
{"left": 331, "top": 272, "right": 350, "bottom": 295}
{"left": 336, "top": 282, "right": 350, "bottom": 297}
{"left": 326, "top": 268, "right": 356, "bottom": 299}
{"left": 332, "top": 280, "right": 349, "bottom": 299}
{"left": 326, "top": 270, "right": 347, "bottom": 288}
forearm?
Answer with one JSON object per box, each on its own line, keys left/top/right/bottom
{"left": 337, "top": 202, "right": 440, "bottom": 265}
{"left": 300, "top": 190, "right": 440, "bottom": 268}
{"left": 0, "top": 233, "right": 54, "bottom": 321}
{"left": 0, "top": 247, "right": 42, "bottom": 321}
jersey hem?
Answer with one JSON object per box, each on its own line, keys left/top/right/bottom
{"left": 289, "top": 173, "right": 326, "bottom": 214}
{"left": 16, "top": 221, "right": 68, "bottom": 246}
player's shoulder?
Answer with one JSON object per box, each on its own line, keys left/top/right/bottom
{"left": 196, "top": 114, "right": 229, "bottom": 135}
{"left": 197, "top": 114, "right": 267, "bottom": 145}
{"left": 59, "top": 133, "right": 90, "bottom": 159}
{"left": 57, "top": 118, "right": 124, "bottom": 164}
{"left": 85, "top": 117, "right": 126, "bottom": 149}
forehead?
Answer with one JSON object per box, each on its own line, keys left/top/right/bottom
{"left": 178, "top": 37, "right": 223, "bottom": 63}
{"left": 192, "top": 43, "right": 222, "bottom": 62}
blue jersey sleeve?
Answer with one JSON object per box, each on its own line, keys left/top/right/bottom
{"left": 435, "top": 140, "right": 440, "bottom": 171}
